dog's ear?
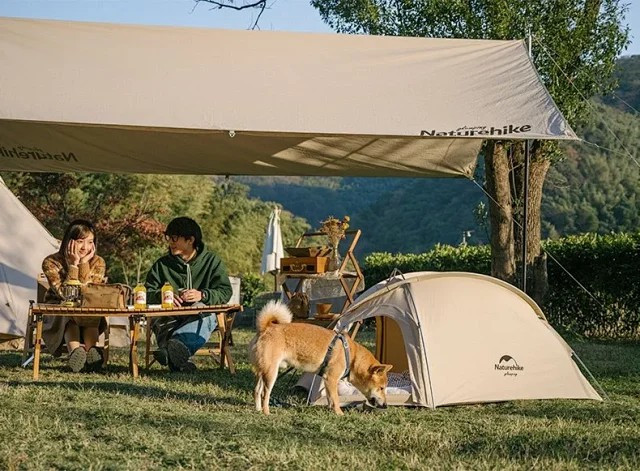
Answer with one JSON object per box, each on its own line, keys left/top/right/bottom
{"left": 369, "top": 364, "right": 393, "bottom": 376}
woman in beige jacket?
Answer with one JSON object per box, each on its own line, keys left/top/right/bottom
{"left": 42, "top": 219, "right": 106, "bottom": 372}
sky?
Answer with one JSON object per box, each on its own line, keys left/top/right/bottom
{"left": 0, "top": 0, "right": 638, "bottom": 55}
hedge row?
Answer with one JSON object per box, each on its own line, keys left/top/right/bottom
{"left": 363, "top": 232, "right": 640, "bottom": 339}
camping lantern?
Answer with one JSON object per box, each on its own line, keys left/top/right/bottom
{"left": 61, "top": 280, "right": 82, "bottom": 307}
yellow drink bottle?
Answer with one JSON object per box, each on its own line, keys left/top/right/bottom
{"left": 161, "top": 282, "right": 174, "bottom": 309}
{"left": 133, "top": 282, "right": 147, "bottom": 310}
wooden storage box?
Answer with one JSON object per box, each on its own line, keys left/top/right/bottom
{"left": 281, "top": 256, "right": 328, "bottom": 274}
{"left": 285, "top": 246, "right": 331, "bottom": 258}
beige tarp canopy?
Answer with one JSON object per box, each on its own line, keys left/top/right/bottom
{"left": 0, "top": 17, "right": 576, "bottom": 177}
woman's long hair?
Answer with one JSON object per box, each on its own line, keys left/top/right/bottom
{"left": 58, "top": 219, "right": 97, "bottom": 260}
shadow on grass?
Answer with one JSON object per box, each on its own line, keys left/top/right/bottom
{"left": 0, "top": 350, "right": 139, "bottom": 377}
{"left": 456, "top": 430, "right": 640, "bottom": 465}
{"left": 0, "top": 349, "right": 301, "bottom": 404}
{"left": 487, "top": 398, "right": 639, "bottom": 426}
{"left": 0, "top": 378, "right": 247, "bottom": 406}
{"left": 0, "top": 351, "right": 23, "bottom": 367}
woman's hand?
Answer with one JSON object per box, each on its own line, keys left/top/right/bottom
{"left": 80, "top": 244, "right": 96, "bottom": 265}
{"left": 65, "top": 240, "right": 81, "bottom": 267}
{"left": 180, "top": 289, "right": 203, "bottom": 303}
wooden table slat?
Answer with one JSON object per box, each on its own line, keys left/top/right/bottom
{"left": 32, "top": 304, "right": 242, "bottom": 316}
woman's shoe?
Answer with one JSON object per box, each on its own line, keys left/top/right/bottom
{"left": 153, "top": 347, "right": 169, "bottom": 366}
{"left": 167, "top": 338, "right": 190, "bottom": 371}
{"left": 85, "top": 347, "right": 103, "bottom": 372}
{"left": 68, "top": 347, "right": 87, "bottom": 373}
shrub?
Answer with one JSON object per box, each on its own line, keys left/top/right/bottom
{"left": 240, "top": 273, "right": 267, "bottom": 308}
{"left": 363, "top": 232, "right": 640, "bottom": 339}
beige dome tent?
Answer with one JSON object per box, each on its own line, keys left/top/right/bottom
{"left": 307, "top": 272, "right": 602, "bottom": 408}
{"left": 0, "top": 177, "right": 59, "bottom": 342}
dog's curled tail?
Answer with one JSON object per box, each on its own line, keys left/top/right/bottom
{"left": 256, "top": 301, "right": 292, "bottom": 334}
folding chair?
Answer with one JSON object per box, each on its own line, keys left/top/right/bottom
{"left": 194, "top": 310, "right": 238, "bottom": 374}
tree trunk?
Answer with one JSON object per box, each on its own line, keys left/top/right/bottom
{"left": 485, "top": 140, "right": 550, "bottom": 306}
{"left": 484, "top": 141, "right": 515, "bottom": 284}
{"left": 512, "top": 143, "right": 551, "bottom": 305}
{"left": 523, "top": 154, "right": 551, "bottom": 305}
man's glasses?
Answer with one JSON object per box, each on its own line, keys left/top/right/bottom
{"left": 164, "top": 235, "right": 180, "bottom": 243}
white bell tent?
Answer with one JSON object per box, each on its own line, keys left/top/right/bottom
{"left": 307, "top": 272, "right": 602, "bottom": 408}
{"left": 0, "top": 178, "right": 59, "bottom": 341}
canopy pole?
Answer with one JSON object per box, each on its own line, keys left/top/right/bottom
{"left": 522, "top": 139, "right": 530, "bottom": 293}
{"left": 521, "top": 31, "right": 533, "bottom": 294}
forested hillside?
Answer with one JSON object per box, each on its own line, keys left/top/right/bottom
{"left": 602, "top": 55, "right": 640, "bottom": 112}
{"left": 545, "top": 102, "right": 640, "bottom": 237}
{"left": 243, "top": 55, "right": 640, "bottom": 255}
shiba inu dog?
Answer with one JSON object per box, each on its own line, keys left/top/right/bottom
{"left": 250, "top": 301, "right": 392, "bottom": 415}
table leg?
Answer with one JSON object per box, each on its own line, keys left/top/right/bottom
{"left": 350, "top": 320, "right": 363, "bottom": 338}
{"left": 225, "top": 328, "right": 236, "bottom": 375}
{"left": 22, "top": 302, "right": 34, "bottom": 365}
{"left": 338, "top": 277, "right": 354, "bottom": 314}
{"left": 216, "top": 313, "right": 226, "bottom": 370}
{"left": 129, "top": 316, "right": 140, "bottom": 378}
{"left": 145, "top": 317, "right": 153, "bottom": 369}
{"left": 33, "top": 314, "right": 43, "bottom": 381}
{"left": 103, "top": 317, "right": 110, "bottom": 367}
{"left": 217, "top": 313, "right": 236, "bottom": 374}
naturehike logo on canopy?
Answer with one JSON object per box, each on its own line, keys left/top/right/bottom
{"left": 0, "top": 145, "right": 78, "bottom": 162}
{"left": 495, "top": 355, "right": 524, "bottom": 377}
{"left": 421, "top": 124, "right": 532, "bottom": 137}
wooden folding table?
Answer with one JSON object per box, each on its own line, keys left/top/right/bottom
{"left": 27, "top": 303, "right": 241, "bottom": 380}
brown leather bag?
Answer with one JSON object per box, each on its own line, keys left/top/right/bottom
{"left": 81, "top": 283, "right": 131, "bottom": 309}
{"left": 288, "top": 292, "right": 310, "bottom": 319}
{"left": 76, "top": 283, "right": 131, "bottom": 327}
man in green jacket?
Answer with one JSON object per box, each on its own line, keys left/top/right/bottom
{"left": 146, "top": 217, "right": 232, "bottom": 371}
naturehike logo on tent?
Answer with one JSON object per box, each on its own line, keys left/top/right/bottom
{"left": 495, "top": 355, "right": 524, "bottom": 377}
{"left": 420, "top": 124, "right": 532, "bottom": 137}
{"left": 0, "top": 145, "right": 78, "bottom": 162}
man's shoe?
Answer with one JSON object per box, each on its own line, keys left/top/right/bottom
{"left": 68, "top": 347, "right": 87, "bottom": 373}
{"left": 167, "top": 339, "right": 190, "bottom": 371}
{"left": 85, "top": 347, "right": 103, "bottom": 372}
{"left": 153, "top": 347, "right": 169, "bottom": 366}
{"left": 181, "top": 361, "right": 197, "bottom": 372}
{"left": 169, "top": 360, "right": 197, "bottom": 373}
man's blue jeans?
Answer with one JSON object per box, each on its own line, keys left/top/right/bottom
{"left": 170, "top": 314, "right": 218, "bottom": 355}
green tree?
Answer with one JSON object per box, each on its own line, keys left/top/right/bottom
{"left": 202, "top": 180, "right": 308, "bottom": 276}
{"left": 1, "top": 173, "right": 308, "bottom": 287}
{"left": 311, "top": 0, "right": 630, "bottom": 303}
{"left": 1, "top": 172, "right": 223, "bottom": 282}
{"left": 602, "top": 54, "right": 640, "bottom": 112}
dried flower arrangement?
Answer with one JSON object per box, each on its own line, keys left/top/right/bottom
{"left": 319, "top": 215, "right": 350, "bottom": 248}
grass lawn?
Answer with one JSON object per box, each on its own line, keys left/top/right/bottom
{"left": 1, "top": 326, "right": 639, "bottom": 470}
